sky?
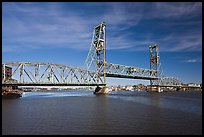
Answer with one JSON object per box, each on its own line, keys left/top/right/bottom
{"left": 2, "top": 2, "right": 202, "bottom": 86}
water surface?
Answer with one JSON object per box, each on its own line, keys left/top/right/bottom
{"left": 2, "top": 90, "right": 202, "bottom": 135}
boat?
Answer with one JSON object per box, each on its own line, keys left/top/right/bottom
{"left": 2, "top": 91, "right": 23, "bottom": 99}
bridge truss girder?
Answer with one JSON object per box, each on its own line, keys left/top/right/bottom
{"left": 159, "top": 77, "right": 182, "bottom": 87}
{"left": 2, "top": 62, "right": 104, "bottom": 86}
{"left": 105, "top": 63, "right": 158, "bottom": 80}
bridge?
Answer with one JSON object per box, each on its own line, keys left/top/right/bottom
{"left": 2, "top": 22, "right": 182, "bottom": 92}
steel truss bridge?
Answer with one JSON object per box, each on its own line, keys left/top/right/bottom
{"left": 2, "top": 22, "right": 182, "bottom": 88}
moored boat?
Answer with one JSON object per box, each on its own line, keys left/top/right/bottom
{"left": 2, "top": 91, "right": 23, "bottom": 99}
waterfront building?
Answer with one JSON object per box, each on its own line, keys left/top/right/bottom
{"left": 2, "top": 65, "right": 18, "bottom": 92}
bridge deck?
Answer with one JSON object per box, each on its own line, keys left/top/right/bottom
{"left": 106, "top": 73, "right": 158, "bottom": 80}
{"left": 2, "top": 83, "right": 106, "bottom": 86}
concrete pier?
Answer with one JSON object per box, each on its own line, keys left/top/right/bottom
{"left": 94, "top": 86, "right": 109, "bottom": 95}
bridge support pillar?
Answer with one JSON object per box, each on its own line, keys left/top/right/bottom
{"left": 147, "top": 86, "right": 161, "bottom": 92}
{"left": 94, "top": 86, "right": 109, "bottom": 95}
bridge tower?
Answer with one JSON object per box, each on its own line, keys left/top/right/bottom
{"left": 83, "top": 22, "right": 107, "bottom": 85}
{"left": 149, "top": 44, "right": 161, "bottom": 91}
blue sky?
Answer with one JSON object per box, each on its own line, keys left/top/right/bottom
{"left": 2, "top": 2, "right": 202, "bottom": 86}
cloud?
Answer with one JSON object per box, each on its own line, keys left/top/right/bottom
{"left": 2, "top": 2, "right": 202, "bottom": 53}
{"left": 104, "top": 2, "right": 202, "bottom": 52}
{"left": 184, "top": 58, "right": 202, "bottom": 63}
{"left": 157, "top": 31, "right": 202, "bottom": 52}
{"left": 147, "top": 2, "right": 202, "bottom": 19}
{"left": 3, "top": 3, "right": 94, "bottom": 52}
{"left": 186, "top": 59, "right": 197, "bottom": 63}
{"left": 2, "top": 2, "right": 145, "bottom": 53}
{"left": 102, "top": 2, "right": 143, "bottom": 28}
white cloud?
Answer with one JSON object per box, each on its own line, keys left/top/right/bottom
{"left": 102, "top": 2, "right": 143, "bottom": 27}
{"left": 2, "top": 2, "right": 202, "bottom": 53}
{"left": 186, "top": 59, "right": 197, "bottom": 63}
{"left": 3, "top": 3, "right": 94, "bottom": 52}
{"left": 158, "top": 32, "right": 202, "bottom": 52}
{"left": 148, "top": 2, "right": 202, "bottom": 19}
{"left": 183, "top": 58, "right": 202, "bottom": 63}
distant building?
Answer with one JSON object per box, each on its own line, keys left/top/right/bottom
{"left": 133, "top": 84, "right": 146, "bottom": 91}
{"left": 2, "top": 65, "right": 12, "bottom": 80}
{"left": 126, "top": 85, "right": 134, "bottom": 91}
{"left": 2, "top": 65, "right": 17, "bottom": 92}
{"left": 187, "top": 83, "right": 201, "bottom": 87}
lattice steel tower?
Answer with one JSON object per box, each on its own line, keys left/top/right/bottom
{"left": 149, "top": 44, "right": 161, "bottom": 86}
{"left": 83, "top": 22, "right": 106, "bottom": 84}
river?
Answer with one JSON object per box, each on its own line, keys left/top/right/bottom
{"left": 2, "top": 90, "right": 202, "bottom": 135}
